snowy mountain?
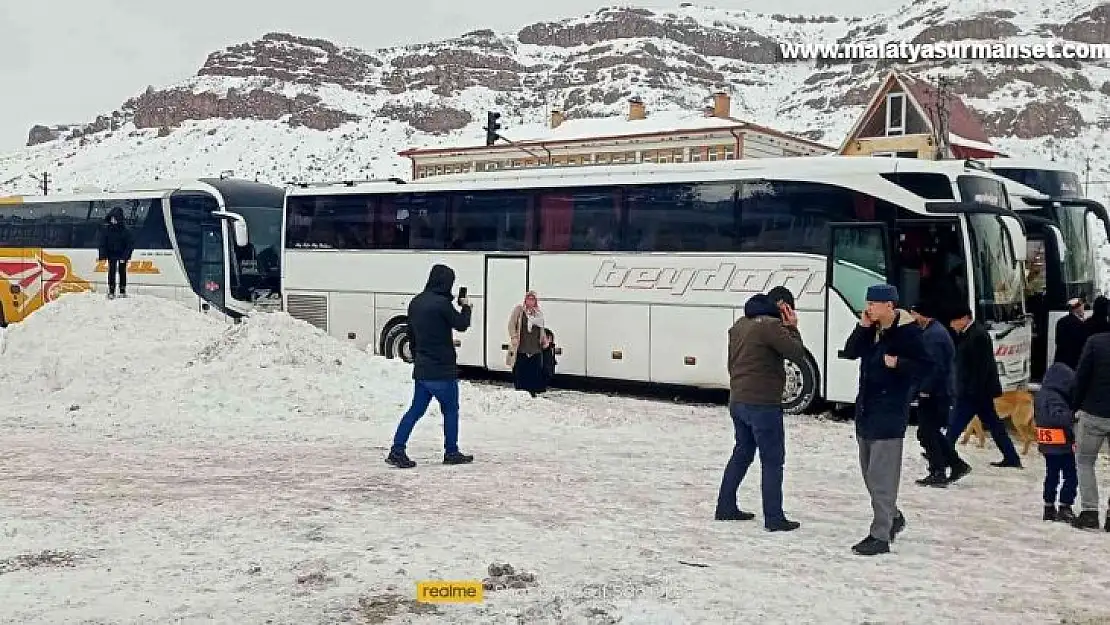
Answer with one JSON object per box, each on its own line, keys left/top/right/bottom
{"left": 3, "top": 0, "right": 1110, "bottom": 200}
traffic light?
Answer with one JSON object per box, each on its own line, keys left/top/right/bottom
{"left": 485, "top": 111, "right": 501, "bottom": 146}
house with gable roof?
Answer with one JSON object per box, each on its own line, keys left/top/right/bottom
{"left": 837, "top": 70, "right": 1004, "bottom": 160}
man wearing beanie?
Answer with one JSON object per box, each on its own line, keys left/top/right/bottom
{"left": 839, "top": 283, "right": 929, "bottom": 555}
{"left": 910, "top": 301, "right": 971, "bottom": 487}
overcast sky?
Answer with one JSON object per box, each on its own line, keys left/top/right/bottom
{"left": 0, "top": 0, "right": 878, "bottom": 152}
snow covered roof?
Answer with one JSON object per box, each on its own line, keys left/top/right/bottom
{"left": 399, "top": 109, "right": 832, "bottom": 156}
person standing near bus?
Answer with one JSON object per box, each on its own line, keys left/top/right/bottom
{"left": 839, "top": 284, "right": 928, "bottom": 556}
{"left": 506, "top": 291, "right": 547, "bottom": 396}
{"left": 97, "top": 206, "right": 134, "bottom": 299}
{"left": 715, "top": 289, "right": 805, "bottom": 532}
{"left": 386, "top": 264, "right": 474, "bottom": 469}
{"left": 1054, "top": 297, "right": 1087, "bottom": 369}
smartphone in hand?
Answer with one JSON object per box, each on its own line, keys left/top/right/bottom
{"left": 457, "top": 286, "right": 468, "bottom": 306}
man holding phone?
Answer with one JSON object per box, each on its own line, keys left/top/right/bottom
{"left": 387, "top": 263, "right": 474, "bottom": 469}
{"left": 716, "top": 287, "right": 806, "bottom": 532}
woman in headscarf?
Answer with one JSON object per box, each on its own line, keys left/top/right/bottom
{"left": 507, "top": 291, "right": 547, "bottom": 396}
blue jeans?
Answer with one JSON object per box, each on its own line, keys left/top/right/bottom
{"left": 716, "top": 402, "right": 786, "bottom": 526}
{"left": 391, "top": 380, "right": 460, "bottom": 455}
{"left": 946, "top": 396, "right": 1021, "bottom": 464}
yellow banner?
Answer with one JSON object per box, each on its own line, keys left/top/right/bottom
{"left": 415, "top": 580, "right": 483, "bottom": 603}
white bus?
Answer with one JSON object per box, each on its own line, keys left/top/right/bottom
{"left": 0, "top": 177, "right": 284, "bottom": 327}
{"left": 996, "top": 176, "right": 1110, "bottom": 379}
{"left": 280, "top": 156, "right": 1032, "bottom": 414}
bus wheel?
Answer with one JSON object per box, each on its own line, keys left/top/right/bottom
{"left": 782, "top": 356, "right": 818, "bottom": 416}
{"left": 382, "top": 320, "right": 414, "bottom": 364}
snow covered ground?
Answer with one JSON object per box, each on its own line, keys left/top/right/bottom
{"left": 2, "top": 294, "right": 1109, "bottom": 624}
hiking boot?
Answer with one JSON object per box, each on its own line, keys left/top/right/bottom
{"left": 890, "top": 513, "right": 906, "bottom": 542}
{"left": 915, "top": 472, "right": 949, "bottom": 488}
{"left": 715, "top": 509, "right": 756, "bottom": 521}
{"left": 852, "top": 536, "right": 890, "bottom": 556}
{"left": 1073, "top": 510, "right": 1100, "bottom": 530}
{"left": 443, "top": 451, "right": 474, "bottom": 465}
{"left": 1055, "top": 505, "right": 1075, "bottom": 524}
{"left": 765, "top": 518, "right": 800, "bottom": 532}
{"left": 385, "top": 450, "right": 415, "bottom": 469}
{"left": 947, "top": 462, "right": 972, "bottom": 483}
{"left": 990, "top": 459, "right": 1022, "bottom": 468}
{"left": 1043, "top": 505, "right": 1057, "bottom": 521}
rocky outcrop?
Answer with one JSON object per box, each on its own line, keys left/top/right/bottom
{"left": 27, "top": 125, "right": 65, "bottom": 146}
{"left": 978, "top": 100, "right": 1085, "bottom": 139}
{"left": 199, "top": 32, "right": 379, "bottom": 93}
{"left": 517, "top": 8, "right": 782, "bottom": 63}
{"left": 911, "top": 14, "right": 1021, "bottom": 43}
{"left": 377, "top": 103, "right": 471, "bottom": 134}
{"left": 123, "top": 87, "right": 358, "bottom": 131}
{"left": 1048, "top": 4, "right": 1110, "bottom": 44}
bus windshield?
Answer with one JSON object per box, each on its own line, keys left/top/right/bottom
{"left": 991, "top": 167, "right": 1083, "bottom": 199}
{"left": 967, "top": 213, "right": 1025, "bottom": 324}
{"left": 229, "top": 204, "right": 283, "bottom": 302}
{"left": 1052, "top": 202, "right": 1095, "bottom": 296}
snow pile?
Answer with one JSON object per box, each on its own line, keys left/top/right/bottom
{"left": 0, "top": 293, "right": 535, "bottom": 442}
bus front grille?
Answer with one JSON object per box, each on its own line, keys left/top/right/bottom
{"left": 286, "top": 293, "right": 328, "bottom": 331}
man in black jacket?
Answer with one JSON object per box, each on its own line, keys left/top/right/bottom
{"left": 910, "top": 302, "right": 971, "bottom": 487}
{"left": 944, "top": 305, "right": 1022, "bottom": 468}
{"left": 1070, "top": 331, "right": 1110, "bottom": 530}
{"left": 839, "top": 284, "right": 929, "bottom": 556}
{"left": 1054, "top": 297, "right": 1087, "bottom": 369}
{"left": 97, "top": 207, "right": 134, "bottom": 299}
{"left": 387, "top": 264, "right": 474, "bottom": 469}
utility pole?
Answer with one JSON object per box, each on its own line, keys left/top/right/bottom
{"left": 30, "top": 171, "right": 50, "bottom": 195}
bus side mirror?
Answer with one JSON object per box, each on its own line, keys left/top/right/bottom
{"left": 1047, "top": 225, "right": 1068, "bottom": 263}
{"left": 212, "top": 210, "right": 249, "bottom": 247}
{"left": 1000, "top": 215, "right": 1027, "bottom": 262}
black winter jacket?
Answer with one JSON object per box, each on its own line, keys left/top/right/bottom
{"left": 97, "top": 207, "right": 134, "bottom": 262}
{"left": 840, "top": 309, "right": 930, "bottom": 440}
{"left": 1034, "top": 362, "right": 1076, "bottom": 454}
{"left": 407, "top": 264, "right": 472, "bottom": 380}
{"left": 918, "top": 319, "right": 955, "bottom": 399}
{"left": 953, "top": 320, "right": 1003, "bottom": 400}
{"left": 1072, "top": 332, "right": 1110, "bottom": 418}
{"left": 1054, "top": 313, "right": 1087, "bottom": 370}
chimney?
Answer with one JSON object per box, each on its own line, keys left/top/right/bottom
{"left": 550, "top": 107, "right": 565, "bottom": 129}
{"left": 628, "top": 96, "right": 646, "bottom": 121}
{"left": 711, "top": 91, "right": 730, "bottom": 118}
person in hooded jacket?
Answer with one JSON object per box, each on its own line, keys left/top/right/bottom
{"left": 97, "top": 206, "right": 134, "bottom": 299}
{"left": 387, "top": 264, "right": 474, "bottom": 469}
{"left": 839, "top": 284, "right": 929, "bottom": 556}
{"left": 1034, "top": 362, "right": 1078, "bottom": 524}
{"left": 715, "top": 291, "right": 806, "bottom": 532}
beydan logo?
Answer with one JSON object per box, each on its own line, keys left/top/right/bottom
{"left": 0, "top": 249, "right": 92, "bottom": 322}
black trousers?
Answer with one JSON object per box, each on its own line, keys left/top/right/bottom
{"left": 106, "top": 259, "right": 127, "bottom": 294}
{"left": 917, "top": 395, "right": 963, "bottom": 474}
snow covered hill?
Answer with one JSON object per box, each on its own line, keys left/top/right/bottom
{"left": 2, "top": 0, "right": 1110, "bottom": 203}
{"left": 2, "top": 294, "right": 1109, "bottom": 624}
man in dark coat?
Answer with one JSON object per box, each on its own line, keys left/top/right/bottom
{"left": 1054, "top": 297, "right": 1086, "bottom": 369}
{"left": 1070, "top": 328, "right": 1110, "bottom": 530}
{"left": 839, "top": 284, "right": 929, "bottom": 556}
{"left": 909, "top": 302, "right": 971, "bottom": 487}
{"left": 97, "top": 206, "right": 134, "bottom": 299}
{"left": 944, "top": 305, "right": 1022, "bottom": 468}
{"left": 716, "top": 291, "right": 806, "bottom": 532}
{"left": 1083, "top": 295, "right": 1110, "bottom": 339}
{"left": 387, "top": 264, "right": 474, "bottom": 469}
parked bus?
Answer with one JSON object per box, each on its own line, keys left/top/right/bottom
{"left": 280, "top": 156, "right": 1031, "bottom": 415}
{"left": 999, "top": 177, "right": 1110, "bottom": 379}
{"left": 0, "top": 177, "right": 284, "bottom": 327}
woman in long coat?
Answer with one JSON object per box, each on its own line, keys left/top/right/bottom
{"left": 506, "top": 291, "right": 547, "bottom": 396}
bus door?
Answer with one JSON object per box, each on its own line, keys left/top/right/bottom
{"left": 0, "top": 247, "right": 38, "bottom": 325}
{"left": 169, "top": 192, "right": 227, "bottom": 317}
{"left": 824, "top": 222, "right": 894, "bottom": 403}
{"left": 484, "top": 255, "right": 529, "bottom": 371}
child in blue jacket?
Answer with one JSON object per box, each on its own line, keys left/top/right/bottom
{"left": 1034, "top": 362, "right": 1078, "bottom": 523}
